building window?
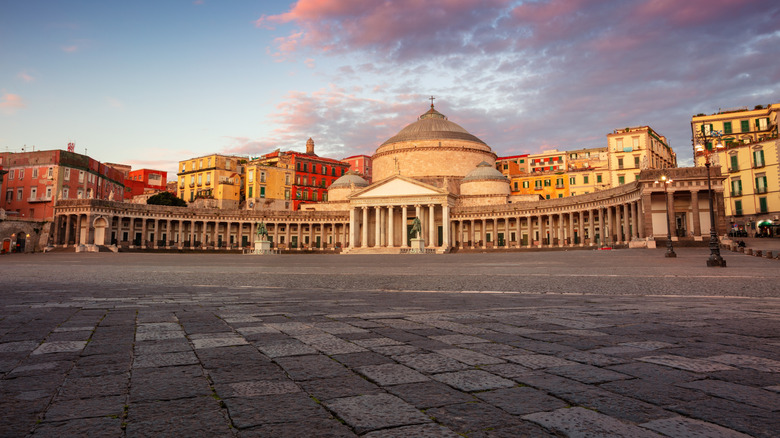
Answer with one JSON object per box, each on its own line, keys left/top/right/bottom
{"left": 199, "top": 159, "right": 203, "bottom": 169}
{"left": 30, "top": 187, "right": 37, "bottom": 199}
{"left": 190, "top": 175, "right": 195, "bottom": 185}
{"left": 248, "top": 171, "right": 253, "bottom": 183}
{"left": 303, "top": 177, "right": 308, "bottom": 186}
{"left": 198, "top": 174, "right": 202, "bottom": 185}
{"left": 583, "top": 175, "right": 589, "bottom": 184}
{"left": 503, "top": 163, "right": 508, "bottom": 170}
{"left": 753, "top": 149, "right": 765, "bottom": 168}
{"left": 596, "top": 174, "right": 602, "bottom": 183}
{"left": 634, "top": 156, "right": 640, "bottom": 168}
{"left": 206, "top": 173, "right": 211, "bottom": 185}
{"left": 534, "top": 180, "right": 542, "bottom": 189}
{"left": 513, "top": 182, "right": 518, "bottom": 190}
{"left": 323, "top": 192, "right": 327, "bottom": 202}
{"left": 730, "top": 155, "right": 739, "bottom": 171}
{"left": 558, "top": 193, "right": 563, "bottom": 198}
{"left": 616, "top": 138, "right": 623, "bottom": 151}
{"left": 8, "top": 169, "right": 13, "bottom": 179}
{"left": 47, "top": 167, "right": 53, "bottom": 178}
{"left": 248, "top": 187, "right": 253, "bottom": 197}
{"left": 6, "top": 189, "right": 12, "bottom": 202}
{"left": 734, "top": 200, "right": 743, "bottom": 215}
{"left": 545, "top": 194, "right": 550, "bottom": 199}
{"left": 285, "top": 189, "right": 290, "bottom": 200}
{"left": 633, "top": 137, "right": 639, "bottom": 148}
{"left": 758, "top": 117, "right": 768, "bottom": 130}
{"left": 741, "top": 120, "right": 750, "bottom": 132}
{"left": 331, "top": 167, "right": 336, "bottom": 176}
{"left": 544, "top": 179, "right": 551, "bottom": 187}
{"left": 522, "top": 181, "right": 529, "bottom": 188}
{"left": 618, "top": 158, "right": 624, "bottom": 169}
{"left": 63, "top": 188, "right": 69, "bottom": 199}
{"left": 182, "top": 163, "right": 186, "bottom": 172}
{"left": 17, "top": 188, "right": 23, "bottom": 200}
{"left": 723, "top": 122, "right": 732, "bottom": 134}
{"left": 618, "top": 175, "right": 625, "bottom": 185}
{"left": 260, "top": 187, "right": 265, "bottom": 198}
{"left": 32, "top": 167, "right": 38, "bottom": 178}
{"left": 569, "top": 177, "right": 575, "bottom": 185}
{"left": 759, "top": 197, "right": 768, "bottom": 213}
{"left": 226, "top": 159, "right": 231, "bottom": 170}
{"left": 19, "top": 168, "right": 24, "bottom": 179}
{"left": 78, "top": 170, "right": 85, "bottom": 183}
{"left": 260, "top": 172, "right": 266, "bottom": 183}
{"left": 755, "top": 175, "right": 767, "bottom": 194}
{"left": 730, "top": 179, "right": 742, "bottom": 196}
{"left": 285, "top": 174, "right": 291, "bottom": 185}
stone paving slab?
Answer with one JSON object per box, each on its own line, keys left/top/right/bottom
{"left": 524, "top": 407, "right": 663, "bottom": 437}
{"left": 640, "top": 416, "right": 754, "bottom": 438}
{"left": 638, "top": 354, "right": 738, "bottom": 372}
{"left": 356, "top": 363, "right": 430, "bottom": 386}
{"left": 432, "top": 369, "right": 516, "bottom": 392}
{"left": 323, "top": 393, "right": 431, "bottom": 434}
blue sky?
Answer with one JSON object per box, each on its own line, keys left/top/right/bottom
{"left": 2, "top": 0, "right": 779, "bottom": 178}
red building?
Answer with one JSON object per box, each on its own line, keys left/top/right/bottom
{"left": 255, "top": 138, "right": 350, "bottom": 210}
{"left": 0, "top": 149, "right": 126, "bottom": 220}
{"left": 124, "top": 169, "right": 168, "bottom": 200}
{"left": 342, "top": 154, "right": 373, "bottom": 183}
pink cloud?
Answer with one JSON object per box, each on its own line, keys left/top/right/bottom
{"left": 62, "top": 45, "right": 78, "bottom": 53}
{"left": 0, "top": 93, "right": 26, "bottom": 114}
{"left": 17, "top": 72, "right": 34, "bottom": 83}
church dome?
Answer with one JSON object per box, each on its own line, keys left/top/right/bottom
{"left": 463, "top": 161, "right": 508, "bottom": 181}
{"left": 329, "top": 171, "right": 369, "bottom": 189}
{"left": 380, "top": 106, "right": 487, "bottom": 147}
{"left": 372, "top": 101, "right": 496, "bottom": 183}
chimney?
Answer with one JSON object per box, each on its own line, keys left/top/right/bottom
{"left": 306, "top": 138, "right": 315, "bottom": 155}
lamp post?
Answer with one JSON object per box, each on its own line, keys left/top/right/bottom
{"left": 694, "top": 128, "right": 727, "bottom": 267}
{"left": 655, "top": 174, "right": 676, "bottom": 257}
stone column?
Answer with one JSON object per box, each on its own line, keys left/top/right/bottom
{"left": 527, "top": 216, "right": 534, "bottom": 248}
{"left": 539, "top": 215, "right": 546, "bottom": 247}
{"left": 613, "top": 206, "right": 621, "bottom": 244}
{"left": 375, "top": 206, "right": 381, "bottom": 248}
{"left": 442, "top": 204, "right": 450, "bottom": 249}
{"left": 469, "top": 219, "right": 475, "bottom": 248}
{"left": 631, "top": 202, "right": 638, "bottom": 239}
{"left": 608, "top": 206, "right": 615, "bottom": 245}
{"left": 624, "top": 203, "right": 630, "bottom": 242}
{"left": 569, "top": 212, "right": 576, "bottom": 246}
{"left": 388, "top": 206, "right": 394, "bottom": 248}
{"left": 402, "top": 205, "right": 408, "bottom": 248}
{"left": 188, "top": 220, "right": 194, "bottom": 248}
{"left": 598, "top": 208, "right": 604, "bottom": 245}
{"left": 428, "top": 204, "right": 436, "bottom": 247}
{"left": 691, "top": 190, "right": 701, "bottom": 237}
{"left": 64, "top": 214, "right": 73, "bottom": 246}
{"left": 348, "top": 207, "right": 356, "bottom": 248}
{"left": 84, "top": 214, "right": 94, "bottom": 245}
{"left": 559, "top": 213, "right": 566, "bottom": 247}
{"left": 504, "top": 217, "right": 510, "bottom": 247}
{"left": 142, "top": 218, "right": 149, "bottom": 248}
{"left": 362, "top": 207, "right": 369, "bottom": 248}
{"left": 587, "top": 210, "right": 594, "bottom": 245}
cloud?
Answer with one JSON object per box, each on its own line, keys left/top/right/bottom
{"left": 256, "top": 0, "right": 780, "bottom": 163}
{"left": 62, "top": 45, "right": 78, "bottom": 53}
{"left": 17, "top": 72, "right": 34, "bottom": 83}
{"left": 107, "top": 97, "right": 124, "bottom": 109}
{"left": 0, "top": 92, "right": 26, "bottom": 115}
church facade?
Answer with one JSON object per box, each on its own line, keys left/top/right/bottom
{"left": 50, "top": 104, "right": 727, "bottom": 253}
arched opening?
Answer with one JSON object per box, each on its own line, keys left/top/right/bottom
{"left": 94, "top": 217, "right": 108, "bottom": 245}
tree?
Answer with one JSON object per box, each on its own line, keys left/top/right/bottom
{"left": 147, "top": 191, "right": 187, "bottom": 207}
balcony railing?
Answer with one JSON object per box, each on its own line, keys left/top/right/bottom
{"left": 731, "top": 190, "right": 742, "bottom": 197}
{"left": 756, "top": 186, "right": 768, "bottom": 194}
{"left": 728, "top": 167, "right": 739, "bottom": 173}
{"left": 734, "top": 210, "right": 743, "bottom": 216}
{"left": 753, "top": 162, "right": 765, "bottom": 169}
{"left": 555, "top": 184, "right": 564, "bottom": 189}
{"left": 27, "top": 195, "right": 53, "bottom": 203}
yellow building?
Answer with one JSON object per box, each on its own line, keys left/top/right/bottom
{"left": 566, "top": 147, "right": 609, "bottom": 196}
{"left": 692, "top": 104, "right": 779, "bottom": 236}
{"left": 177, "top": 154, "right": 246, "bottom": 208}
{"left": 245, "top": 158, "right": 294, "bottom": 211}
{"left": 606, "top": 126, "right": 676, "bottom": 188}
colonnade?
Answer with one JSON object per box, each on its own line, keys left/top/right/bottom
{"left": 52, "top": 211, "right": 350, "bottom": 250}
{"left": 452, "top": 200, "right": 644, "bottom": 248}
{"left": 348, "top": 203, "right": 451, "bottom": 249}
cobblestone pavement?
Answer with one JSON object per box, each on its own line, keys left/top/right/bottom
{"left": 1, "top": 248, "right": 778, "bottom": 437}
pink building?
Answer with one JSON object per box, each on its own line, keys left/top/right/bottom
{"left": 342, "top": 154, "right": 373, "bottom": 183}
{"left": 0, "top": 149, "right": 126, "bottom": 220}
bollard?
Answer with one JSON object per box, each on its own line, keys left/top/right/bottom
{"left": 746, "top": 248, "right": 753, "bottom": 255}
{"left": 765, "top": 251, "right": 772, "bottom": 259}
{"left": 755, "top": 250, "right": 762, "bottom": 257}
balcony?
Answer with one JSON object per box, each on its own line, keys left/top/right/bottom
{"left": 189, "top": 183, "right": 195, "bottom": 188}
{"left": 734, "top": 210, "right": 743, "bottom": 216}
{"left": 555, "top": 184, "right": 564, "bottom": 189}
{"left": 753, "top": 162, "right": 765, "bottom": 169}
{"left": 756, "top": 186, "right": 768, "bottom": 194}
{"left": 27, "top": 195, "right": 53, "bottom": 203}
{"left": 728, "top": 167, "right": 739, "bottom": 173}
{"left": 731, "top": 190, "right": 742, "bottom": 197}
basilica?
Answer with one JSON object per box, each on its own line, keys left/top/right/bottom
{"left": 50, "top": 103, "right": 728, "bottom": 253}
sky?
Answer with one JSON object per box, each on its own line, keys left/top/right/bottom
{"left": 2, "top": 0, "right": 779, "bottom": 178}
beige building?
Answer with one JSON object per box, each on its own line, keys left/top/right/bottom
{"left": 177, "top": 154, "right": 245, "bottom": 209}
{"left": 692, "top": 104, "right": 779, "bottom": 236}
{"left": 245, "top": 158, "right": 293, "bottom": 211}
{"left": 606, "top": 126, "right": 677, "bottom": 187}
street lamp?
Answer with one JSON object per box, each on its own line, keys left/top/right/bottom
{"left": 655, "top": 174, "right": 676, "bottom": 257}
{"left": 694, "top": 128, "right": 727, "bottom": 267}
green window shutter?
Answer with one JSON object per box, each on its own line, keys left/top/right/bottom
{"left": 723, "top": 122, "right": 732, "bottom": 134}
{"left": 730, "top": 155, "right": 738, "bottom": 170}
{"left": 248, "top": 187, "right": 253, "bottom": 197}
{"left": 731, "top": 180, "right": 736, "bottom": 194}
{"left": 737, "top": 180, "right": 742, "bottom": 191}
{"left": 583, "top": 176, "right": 589, "bottom": 184}
{"left": 735, "top": 200, "right": 742, "bottom": 214}
{"left": 759, "top": 197, "right": 768, "bottom": 212}
{"left": 741, "top": 120, "right": 750, "bottom": 132}
{"left": 260, "top": 187, "right": 265, "bottom": 198}
{"left": 755, "top": 118, "right": 760, "bottom": 128}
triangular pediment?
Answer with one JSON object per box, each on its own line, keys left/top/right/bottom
{"left": 351, "top": 175, "right": 445, "bottom": 199}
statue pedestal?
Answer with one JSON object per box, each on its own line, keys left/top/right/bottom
{"left": 409, "top": 238, "right": 425, "bottom": 254}
{"left": 253, "top": 239, "right": 272, "bottom": 255}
